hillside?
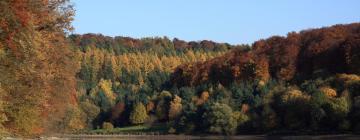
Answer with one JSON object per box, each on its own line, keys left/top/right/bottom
{"left": 1, "top": 0, "right": 360, "bottom": 137}
{"left": 164, "top": 23, "right": 360, "bottom": 135}
{"left": 171, "top": 23, "right": 360, "bottom": 87}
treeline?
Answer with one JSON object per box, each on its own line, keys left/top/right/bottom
{"left": 168, "top": 23, "right": 360, "bottom": 134}
{"left": 68, "top": 33, "right": 233, "bottom": 55}
{"left": 171, "top": 23, "right": 360, "bottom": 86}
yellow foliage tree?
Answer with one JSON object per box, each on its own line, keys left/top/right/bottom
{"left": 0, "top": 0, "right": 78, "bottom": 136}
{"left": 169, "top": 95, "right": 182, "bottom": 120}
{"left": 64, "top": 106, "right": 86, "bottom": 132}
{"left": 90, "top": 79, "right": 116, "bottom": 106}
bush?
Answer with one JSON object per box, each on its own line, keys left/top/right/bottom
{"left": 102, "top": 122, "right": 114, "bottom": 130}
{"left": 233, "top": 111, "right": 249, "bottom": 126}
{"left": 319, "top": 87, "right": 337, "bottom": 97}
{"left": 168, "top": 127, "right": 176, "bottom": 134}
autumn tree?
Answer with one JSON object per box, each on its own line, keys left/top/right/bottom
{"left": 0, "top": 85, "right": 8, "bottom": 136}
{"left": 90, "top": 79, "right": 116, "bottom": 111}
{"left": 169, "top": 95, "right": 182, "bottom": 120}
{"left": 60, "top": 106, "right": 86, "bottom": 132}
{"left": 195, "top": 91, "right": 210, "bottom": 105}
{"left": 0, "top": 0, "right": 77, "bottom": 136}
{"left": 79, "top": 99, "right": 101, "bottom": 129}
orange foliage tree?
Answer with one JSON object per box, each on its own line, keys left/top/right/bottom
{"left": 0, "top": 0, "right": 77, "bottom": 136}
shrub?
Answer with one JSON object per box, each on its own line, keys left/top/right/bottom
{"left": 102, "top": 122, "right": 114, "bottom": 130}
{"left": 319, "top": 87, "right": 337, "bottom": 97}
{"left": 168, "top": 127, "right": 176, "bottom": 134}
{"left": 281, "top": 89, "right": 310, "bottom": 103}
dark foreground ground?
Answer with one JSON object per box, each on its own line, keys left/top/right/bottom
{"left": 34, "top": 134, "right": 360, "bottom": 140}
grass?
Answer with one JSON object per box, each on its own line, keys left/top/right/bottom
{"left": 84, "top": 124, "right": 169, "bottom": 135}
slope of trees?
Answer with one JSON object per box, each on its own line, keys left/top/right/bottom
{"left": 67, "top": 34, "right": 233, "bottom": 132}
{"left": 167, "top": 23, "right": 360, "bottom": 135}
{"left": 171, "top": 23, "right": 360, "bottom": 87}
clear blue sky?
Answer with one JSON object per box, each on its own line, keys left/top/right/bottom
{"left": 72, "top": 0, "right": 360, "bottom": 45}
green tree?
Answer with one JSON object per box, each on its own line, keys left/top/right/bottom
{"left": 232, "top": 111, "right": 249, "bottom": 128}
{"left": 90, "top": 79, "right": 116, "bottom": 111}
{"left": 156, "top": 91, "right": 172, "bottom": 121}
{"left": 100, "top": 56, "right": 115, "bottom": 81}
{"left": 203, "top": 103, "right": 237, "bottom": 135}
{"left": 129, "top": 102, "right": 148, "bottom": 124}
{"left": 79, "top": 99, "right": 101, "bottom": 128}
{"left": 322, "top": 97, "right": 350, "bottom": 129}
{"left": 279, "top": 89, "right": 311, "bottom": 129}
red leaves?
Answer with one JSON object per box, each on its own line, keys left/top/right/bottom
{"left": 6, "top": 31, "right": 19, "bottom": 57}
{"left": 342, "top": 35, "right": 360, "bottom": 74}
{"left": 111, "top": 102, "right": 126, "bottom": 120}
{"left": 11, "top": 0, "right": 31, "bottom": 27}
{"left": 170, "top": 23, "right": 360, "bottom": 87}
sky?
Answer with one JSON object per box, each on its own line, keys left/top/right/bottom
{"left": 72, "top": 0, "right": 360, "bottom": 45}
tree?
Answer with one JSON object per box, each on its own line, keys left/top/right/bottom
{"left": 261, "top": 105, "right": 278, "bottom": 130}
{"left": 79, "top": 99, "right": 101, "bottom": 129}
{"left": 232, "top": 111, "right": 249, "bottom": 128}
{"left": 61, "top": 106, "right": 86, "bottom": 132}
{"left": 0, "top": 85, "right": 8, "bottom": 136}
{"left": 279, "top": 89, "right": 312, "bottom": 129}
{"left": 156, "top": 91, "right": 172, "bottom": 121}
{"left": 129, "top": 103, "right": 148, "bottom": 124}
{"left": 322, "top": 97, "right": 350, "bottom": 130}
{"left": 100, "top": 56, "right": 115, "bottom": 81}
{"left": 169, "top": 95, "right": 182, "bottom": 120}
{"left": 203, "top": 103, "right": 237, "bottom": 135}
{"left": 178, "top": 87, "right": 195, "bottom": 103}
{"left": 195, "top": 91, "right": 210, "bottom": 105}
{"left": 0, "top": 0, "right": 77, "bottom": 136}
{"left": 90, "top": 79, "right": 116, "bottom": 111}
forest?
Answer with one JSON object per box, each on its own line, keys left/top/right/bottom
{"left": 0, "top": 0, "right": 359, "bottom": 137}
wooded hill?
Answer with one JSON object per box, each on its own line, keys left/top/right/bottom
{"left": 0, "top": 0, "right": 359, "bottom": 137}
{"left": 171, "top": 23, "right": 360, "bottom": 87}
{"left": 167, "top": 23, "right": 360, "bottom": 135}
